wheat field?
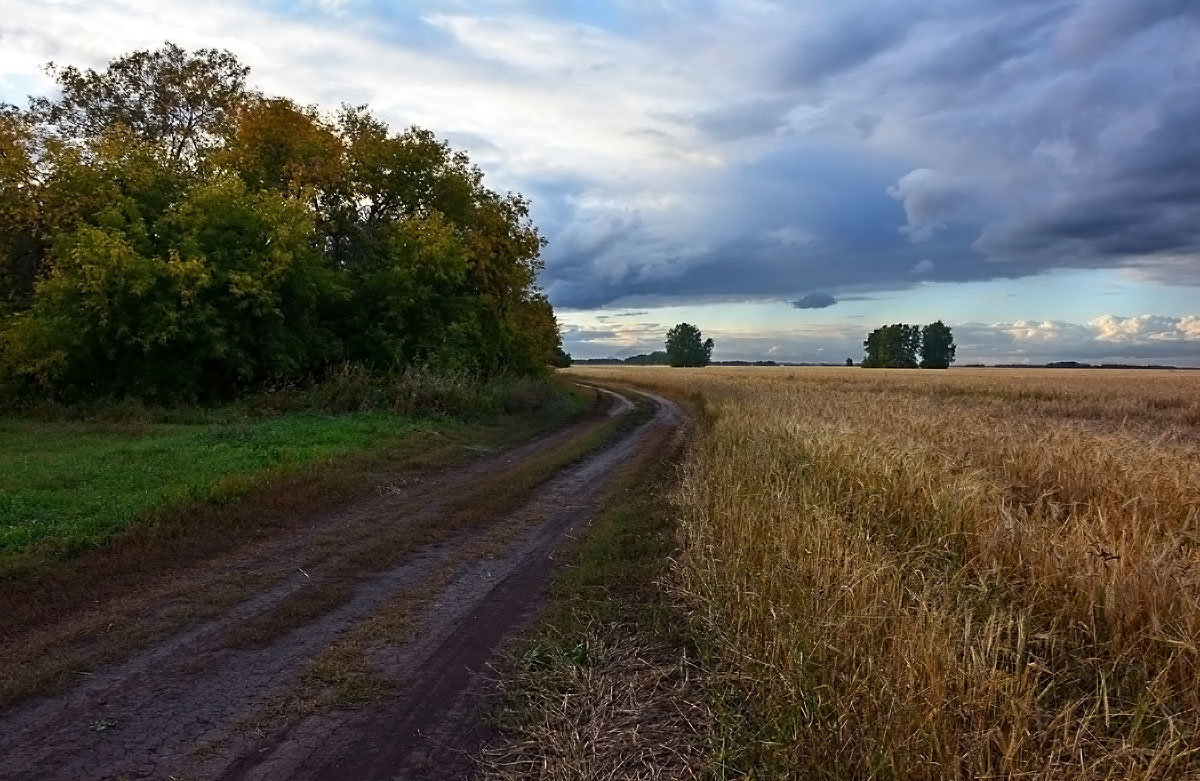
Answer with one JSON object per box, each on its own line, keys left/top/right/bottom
{"left": 569, "top": 366, "right": 1200, "bottom": 779}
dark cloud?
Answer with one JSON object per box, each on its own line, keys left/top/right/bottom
{"left": 596, "top": 311, "right": 650, "bottom": 320}
{"left": 1055, "top": 0, "right": 1200, "bottom": 62}
{"left": 975, "top": 85, "right": 1200, "bottom": 269}
{"left": 533, "top": 1, "right": 1200, "bottom": 311}
{"left": 779, "top": 7, "right": 919, "bottom": 85}
{"left": 792, "top": 292, "right": 838, "bottom": 309}
{"left": 684, "top": 98, "right": 793, "bottom": 142}
{"left": 5, "top": 0, "right": 1200, "bottom": 350}
{"left": 910, "top": 10, "right": 1057, "bottom": 86}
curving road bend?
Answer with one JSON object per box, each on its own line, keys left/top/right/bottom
{"left": 0, "top": 386, "right": 682, "bottom": 781}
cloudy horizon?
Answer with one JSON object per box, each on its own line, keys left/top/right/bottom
{"left": 3, "top": 0, "right": 1198, "bottom": 365}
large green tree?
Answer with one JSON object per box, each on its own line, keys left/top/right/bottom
{"left": 29, "top": 43, "right": 249, "bottom": 165}
{"left": 919, "top": 321, "right": 956, "bottom": 368}
{"left": 862, "top": 323, "right": 921, "bottom": 368}
{"left": 666, "top": 323, "right": 715, "bottom": 367}
{"left": 0, "top": 44, "right": 566, "bottom": 402}
{"left": 0, "top": 107, "right": 41, "bottom": 308}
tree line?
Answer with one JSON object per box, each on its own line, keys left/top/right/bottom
{"left": 862, "top": 321, "right": 955, "bottom": 368}
{"left": 0, "top": 44, "right": 564, "bottom": 402}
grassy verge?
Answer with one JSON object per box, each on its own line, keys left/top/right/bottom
{"left": 0, "top": 376, "right": 585, "bottom": 577}
{"left": 0, "top": 382, "right": 639, "bottom": 711}
{"left": 0, "top": 411, "right": 436, "bottom": 559}
{"left": 483, "top": 408, "right": 710, "bottom": 780}
{"left": 0, "top": 378, "right": 590, "bottom": 646}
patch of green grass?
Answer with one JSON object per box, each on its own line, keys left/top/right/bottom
{"left": 1, "top": 410, "right": 455, "bottom": 559}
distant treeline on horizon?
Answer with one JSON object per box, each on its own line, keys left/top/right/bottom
{"left": 573, "top": 356, "right": 1195, "bottom": 370}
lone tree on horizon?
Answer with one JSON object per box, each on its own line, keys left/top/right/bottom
{"left": 666, "top": 323, "right": 714, "bottom": 367}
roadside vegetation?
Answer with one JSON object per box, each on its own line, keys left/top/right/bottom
{"left": 0, "top": 371, "right": 574, "bottom": 575}
{"left": 0, "top": 43, "right": 578, "bottom": 580}
{"left": 557, "top": 366, "right": 1200, "bottom": 779}
{"left": 485, "top": 391, "right": 708, "bottom": 780}
{"left": 0, "top": 376, "right": 596, "bottom": 709}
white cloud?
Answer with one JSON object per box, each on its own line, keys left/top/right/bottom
{"left": 316, "top": 0, "right": 355, "bottom": 13}
{"left": 887, "top": 168, "right": 973, "bottom": 242}
{"left": 957, "top": 314, "right": 1200, "bottom": 364}
{"left": 912, "top": 258, "right": 934, "bottom": 274}
{"left": 1089, "top": 314, "right": 1200, "bottom": 343}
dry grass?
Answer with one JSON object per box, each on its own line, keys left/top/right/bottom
{"left": 487, "top": 631, "right": 709, "bottom": 781}
{"left": 568, "top": 366, "right": 1200, "bottom": 779}
{"left": 483, "top": 403, "right": 708, "bottom": 781}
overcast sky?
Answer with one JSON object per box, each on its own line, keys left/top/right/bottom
{"left": 3, "top": 0, "right": 1199, "bottom": 364}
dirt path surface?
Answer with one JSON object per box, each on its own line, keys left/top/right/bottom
{"left": 0, "top": 386, "right": 682, "bottom": 781}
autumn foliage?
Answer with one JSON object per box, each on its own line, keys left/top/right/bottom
{"left": 0, "top": 44, "right": 563, "bottom": 401}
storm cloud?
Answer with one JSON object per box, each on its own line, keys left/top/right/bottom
{"left": 792, "top": 292, "right": 838, "bottom": 310}
{"left": 1, "top": 0, "right": 1197, "bottom": 354}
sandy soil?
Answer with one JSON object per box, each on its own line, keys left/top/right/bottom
{"left": 0, "top": 386, "right": 681, "bottom": 781}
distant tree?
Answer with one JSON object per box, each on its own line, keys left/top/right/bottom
{"left": 862, "top": 323, "right": 920, "bottom": 368}
{"left": 550, "top": 346, "right": 572, "bottom": 368}
{"left": 665, "top": 323, "right": 714, "bottom": 367}
{"left": 919, "top": 321, "right": 956, "bottom": 368}
{"left": 624, "top": 350, "right": 670, "bottom": 365}
{"left": 845, "top": 357, "right": 854, "bottom": 366}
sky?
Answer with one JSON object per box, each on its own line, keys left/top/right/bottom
{"left": 2, "top": 0, "right": 1199, "bottom": 365}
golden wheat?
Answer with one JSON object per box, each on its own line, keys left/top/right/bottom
{"left": 569, "top": 366, "right": 1200, "bottom": 779}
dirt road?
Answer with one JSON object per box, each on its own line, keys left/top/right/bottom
{"left": 0, "top": 386, "right": 682, "bottom": 780}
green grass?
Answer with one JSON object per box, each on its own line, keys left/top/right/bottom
{"left": 0, "top": 410, "right": 450, "bottom": 557}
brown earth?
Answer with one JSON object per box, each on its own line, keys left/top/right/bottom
{"left": 0, "top": 385, "right": 683, "bottom": 781}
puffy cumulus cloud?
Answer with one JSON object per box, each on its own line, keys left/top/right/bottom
{"left": 958, "top": 313, "right": 1200, "bottom": 364}
{"left": 3, "top": 0, "right": 1200, "bottom": 311}
{"left": 792, "top": 292, "right": 838, "bottom": 309}
{"left": 1089, "top": 314, "right": 1200, "bottom": 342}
